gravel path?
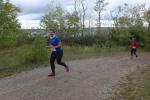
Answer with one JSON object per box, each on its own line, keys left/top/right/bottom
{"left": 0, "top": 53, "right": 150, "bottom": 100}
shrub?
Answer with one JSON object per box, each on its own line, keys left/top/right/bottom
{"left": 0, "top": 33, "right": 17, "bottom": 49}
{"left": 17, "top": 37, "right": 48, "bottom": 64}
{"left": 63, "top": 34, "right": 110, "bottom": 47}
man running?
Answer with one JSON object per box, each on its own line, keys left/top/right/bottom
{"left": 130, "top": 37, "right": 138, "bottom": 59}
{"left": 47, "top": 29, "right": 69, "bottom": 77}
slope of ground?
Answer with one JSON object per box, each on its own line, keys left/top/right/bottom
{"left": 0, "top": 53, "right": 150, "bottom": 100}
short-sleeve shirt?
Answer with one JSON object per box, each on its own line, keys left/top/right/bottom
{"left": 130, "top": 40, "right": 138, "bottom": 49}
{"left": 49, "top": 36, "right": 62, "bottom": 53}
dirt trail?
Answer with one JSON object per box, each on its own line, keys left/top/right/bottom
{"left": 0, "top": 53, "right": 150, "bottom": 100}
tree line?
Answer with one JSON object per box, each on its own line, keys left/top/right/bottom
{"left": 0, "top": 0, "right": 150, "bottom": 49}
{"left": 40, "top": 0, "right": 150, "bottom": 49}
{"left": 41, "top": 0, "right": 110, "bottom": 36}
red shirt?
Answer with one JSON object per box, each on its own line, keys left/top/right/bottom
{"left": 130, "top": 40, "right": 138, "bottom": 48}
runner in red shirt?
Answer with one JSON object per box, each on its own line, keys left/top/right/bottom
{"left": 130, "top": 37, "right": 138, "bottom": 59}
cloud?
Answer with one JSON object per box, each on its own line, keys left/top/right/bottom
{"left": 9, "top": 0, "right": 52, "bottom": 28}
{"left": 10, "top": 0, "right": 149, "bottom": 29}
{"left": 10, "top": 0, "right": 50, "bottom": 14}
{"left": 18, "top": 13, "right": 44, "bottom": 20}
{"left": 18, "top": 19, "right": 41, "bottom": 29}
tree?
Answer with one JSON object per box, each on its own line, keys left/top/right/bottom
{"left": 143, "top": 8, "right": 150, "bottom": 49}
{"left": 110, "top": 4, "right": 146, "bottom": 46}
{"left": 94, "top": 0, "right": 108, "bottom": 33}
{"left": 80, "top": 0, "right": 87, "bottom": 36}
{"left": 0, "top": 0, "right": 20, "bottom": 48}
{"left": 144, "top": 9, "right": 150, "bottom": 31}
{"left": 41, "top": 5, "right": 65, "bottom": 33}
{"left": 41, "top": 13, "right": 59, "bottom": 31}
{"left": 54, "top": 5, "right": 66, "bottom": 33}
{"left": 87, "top": 14, "right": 93, "bottom": 34}
{"left": 66, "top": 11, "right": 80, "bottom": 37}
{"left": 111, "top": 4, "right": 145, "bottom": 30}
{"left": 74, "top": 0, "right": 78, "bottom": 13}
{"left": 73, "top": 0, "right": 87, "bottom": 36}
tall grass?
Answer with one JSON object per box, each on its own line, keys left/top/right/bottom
{"left": 63, "top": 34, "right": 111, "bottom": 47}
{"left": 0, "top": 34, "right": 17, "bottom": 49}
{"left": 16, "top": 37, "right": 48, "bottom": 64}
{"left": 102, "top": 65, "right": 150, "bottom": 100}
{"left": 63, "top": 46, "right": 127, "bottom": 61}
{"left": 0, "top": 44, "right": 127, "bottom": 78}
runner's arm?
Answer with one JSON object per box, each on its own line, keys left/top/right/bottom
{"left": 46, "top": 45, "right": 52, "bottom": 48}
{"left": 54, "top": 42, "right": 62, "bottom": 48}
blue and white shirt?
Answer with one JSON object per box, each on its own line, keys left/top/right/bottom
{"left": 49, "top": 35, "right": 62, "bottom": 53}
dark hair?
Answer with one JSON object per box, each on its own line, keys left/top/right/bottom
{"left": 49, "top": 29, "right": 56, "bottom": 33}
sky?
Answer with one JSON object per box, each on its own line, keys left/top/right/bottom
{"left": 9, "top": 0, "right": 150, "bottom": 29}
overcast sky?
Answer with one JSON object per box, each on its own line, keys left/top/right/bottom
{"left": 10, "top": 0, "right": 150, "bottom": 29}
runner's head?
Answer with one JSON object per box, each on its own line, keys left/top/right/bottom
{"left": 49, "top": 29, "right": 56, "bottom": 38}
{"left": 132, "top": 37, "right": 136, "bottom": 41}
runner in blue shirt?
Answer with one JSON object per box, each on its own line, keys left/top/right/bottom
{"left": 47, "top": 29, "right": 69, "bottom": 77}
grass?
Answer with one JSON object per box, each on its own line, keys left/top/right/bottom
{"left": 103, "top": 65, "right": 150, "bottom": 100}
{"left": 0, "top": 46, "right": 47, "bottom": 78}
{"left": 63, "top": 46, "right": 128, "bottom": 61}
{"left": 0, "top": 45, "right": 127, "bottom": 78}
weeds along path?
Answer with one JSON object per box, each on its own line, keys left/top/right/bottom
{"left": 0, "top": 53, "right": 150, "bottom": 100}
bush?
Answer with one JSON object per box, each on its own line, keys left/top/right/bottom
{"left": 16, "top": 31, "right": 32, "bottom": 46}
{"left": 0, "top": 34, "right": 17, "bottom": 49}
{"left": 17, "top": 37, "right": 48, "bottom": 64}
{"left": 143, "top": 31, "right": 150, "bottom": 50}
{"left": 110, "top": 28, "right": 130, "bottom": 46}
{"left": 31, "top": 37, "right": 48, "bottom": 62}
{"left": 63, "top": 34, "right": 111, "bottom": 47}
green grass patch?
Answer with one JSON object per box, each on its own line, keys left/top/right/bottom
{"left": 63, "top": 46, "right": 127, "bottom": 61}
{"left": 0, "top": 45, "right": 127, "bottom": 78}
{"left": 0, "top": 45, "right": 48, "bottom": 78}
{"left": 103, "top": 65, "right": 150, "bottom": 100}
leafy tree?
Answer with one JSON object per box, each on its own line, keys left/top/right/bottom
{"left": 0, "top": 0, "right": 20, "bottom": 48}
{"left": 73, "top": 0, "right": 87, "bottom": 36}
{"left": 94, "top": 0, "right": 108, "bottom": 33}
{"left": 54, "top": 5, "right": 66, "bottom": 33}
{"left": 144, "top": 9, "right": 150, "bottom": 31}
{"left": 41, "top": 12, "right": 59, "bottom": 31}
{"left": 110, "top": 4, "right": 146, "bottom": 46}
{"left": 41, "top": 5, "right": 65, "bottom": 33}
{"left": 66, "top": 11, "right": 80, "bottom": 37}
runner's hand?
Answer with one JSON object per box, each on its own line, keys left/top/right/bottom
{"left": 46, "top": 45, "right": 52, "bottom": 48}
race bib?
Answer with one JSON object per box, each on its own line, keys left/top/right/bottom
{"left": 52, "top": 48, "right": 56, "bottom": 51}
